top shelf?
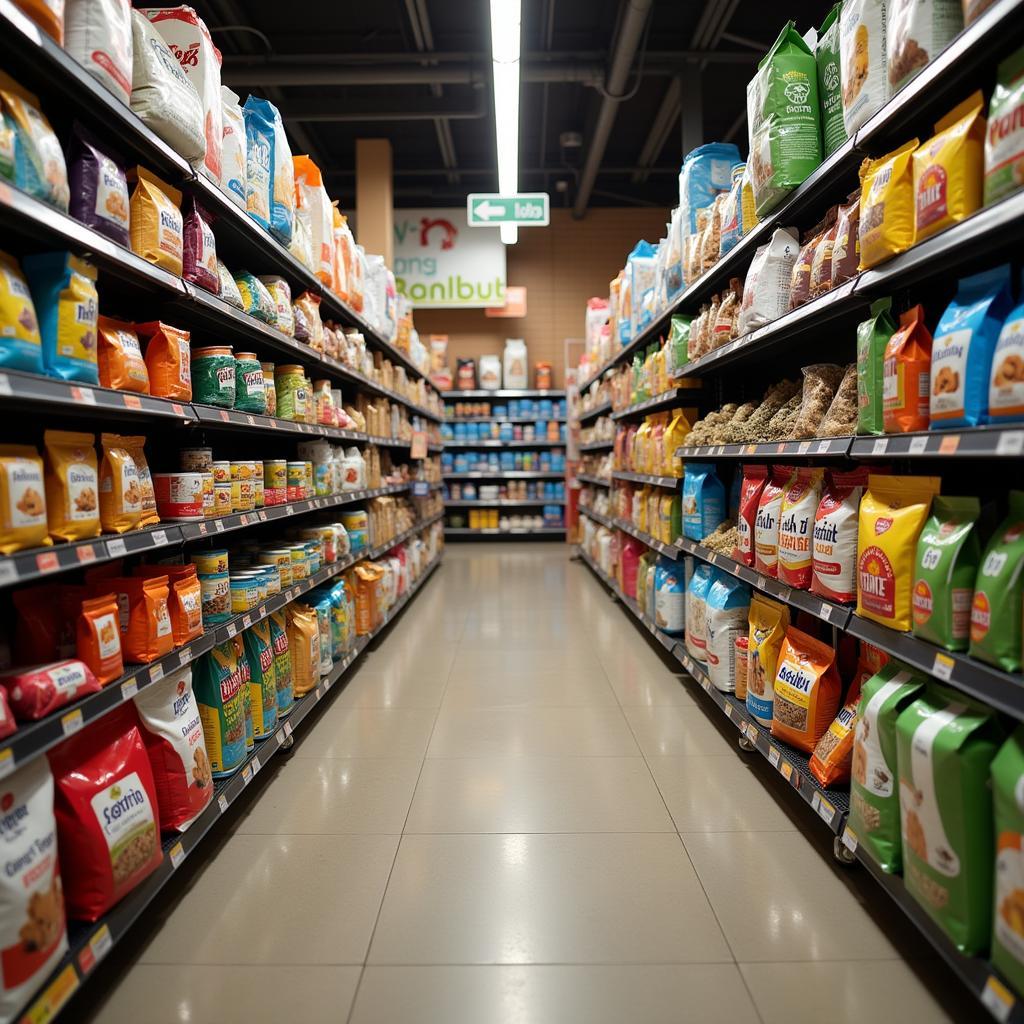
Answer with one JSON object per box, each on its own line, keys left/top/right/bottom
{"left": 444, "top": 389, "right": 566, "bottom": 399}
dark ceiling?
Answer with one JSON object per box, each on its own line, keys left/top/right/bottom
{"left": 190, "top": 0, "right": 835, "bottom": 212}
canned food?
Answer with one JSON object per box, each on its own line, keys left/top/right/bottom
{"left": 152, "top": 472, "right": 204, "bottom": 521}
{"left": 287, "top": 461, "right": 306, "bottom": 501}
{"left": 254, "top": 477, "right": 265, "bottom": 508}
{"left": 230, "top": 460, "right": 255, "bottom": 482}
{"left": 261, "top": 362, "right": 277, "bottom": 416}
{"left": 235, "top": 352, "right": 266, "bottom": 414}
{"left": 201, "top": 472, "right": 215, "bottom": 517}
{"left": 180, "top": 447, "right": 213, "bottom": 472}
{"left": 259, "top": 549, "right": 292, "bottom": 588}
{"left": 302, "top": 539, "right": 321, "bottom": 574}
{"left": 264, "top": 460, "right": 287, "bottom": 491}
{"left": 235, "top": 479, "right": 254, "bottom": 512}
{"left": 212, "top": 461, "right": 231, "bottom": 485}
{"left": 199, "top": 573, "right": 230, "bottom": 623}
{"left": 214, "top": 482, "right": 232, "bottom": 516}
{"left": 313, "top": 461, "right": 331, "bottom": 497}
{"left": 230, "top": 574, "right": 260, "bottom": 613}
{"left": 192, "top": 346, "right": 235, "bottom": 408}
{"left": 275, "top": 364, "right": 306, "bottom": 422}
{"left": 288, "top": 545, "right": 309, "bottom": 580}
{"left": 261, "top": 565, "right": 281, "bottom": 595}
{"left": 192, "top": 549, "right": 229, "bottom": 576}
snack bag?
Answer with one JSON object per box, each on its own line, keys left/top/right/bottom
{"left": 119, "top": 435, "right": 158, "bottom": 527}
{"left": 850, "top": 662, "right": 927, "bottom": 871}
{"left": 809, "top": 679, "right": 862, "bottom": 786}
{"left": 0, "top": 249, "right": 44, "bottom": 373}
{"left": 831, "top": 189, "right": 862, "bottom": 287}
{"left": 0, "top": 75, "right": 69, "bottom": 211}
{"left": 653, "top": 555, "right": 686, "bottom": 635}
{"left": 884, "top": 304, "right": 932, "bottom": 433}
{"left": 778, "top": 467, "right": 824, "bottom": 588}
{"left": 912, "top": 496, "right": 981, "bottom": 650}
{"left": 992, "top": 727, "right": 1024, "bottom": 993}
{"left": 268, "top": 607, "right": 293, "bottom": 718}
{"left": 682, "top": 462, "right": 725, "bottom": 541}
{"left": 76, "top": 592, "right": 123, "bottom": 683}
{"left": 193, "top": 640, "right": 244, "bottom": 776}
{"left": 258, "top": 276, "right": 294, "bottom": 336}
{"left": 65, "top": 0, "right": 133, "bottom": 103}
{"left": 897, "top": 685, "right": 1002, "bottom": 954}
{"left": 98, "top": 433, "right": 142, "bottom": 534}
{"left": 294, "top": 155, "right": 334, "bottom": 285}
{"left": 43, "top": 429, "right": 100, "bottom": 542}
{"left": 857, "top": 474, "right": 941, "bottom": 631}
{"left": 0, "top": 659, "right": 100, "bottom": 720}
{"left": 133, "top": 667, "right": 212, "bottom": 832}
{"left": 663, "top": 408, "right": 693, "bottom": 477}
{"left": 770, "top": 627, "right": 842, "bottom": 753}
{"left": 817, "top": 4, "right": 849, "bottom": 157}
{"left": 990, "top": 298, "right": 1024, "bottom": 423}
{"left": 68, "top": 125, "right": 130, "bottom": 247}
{"left": 859, "top": 140, "right": 918, "bottom": 268}
{"left": 684, "top": 563, "right": 715, "bottom": 663}
{"left": 913, "top": 91, "right": 986, "bottom": 243}
{"left": 134, "top": 564, "right": 202, "bottom": 645}
{"left": 931, "top": 264, "right": 1013, "bottom": 428}
{"left": 754, "top": 466, "right": 793, "bottom": 578}
{"left": 129, "top": 168, "right": 184, "bottom": 277}
{"left": 734, "top": 464, "right": 768, "bottom": 566}
{"left": 22, "top": 252, "right": 99, "bottom": 384}
{"left": 182, "top": 199, "right": 219, "bottom": 293}
{"left": 217, "top": 260, "right": 243, "bottom": 308}
{"left": 104, "top": 575, "right": 173, "bottom": 664}
{"left": 243, "top": 618, "right": 278, "bottom": 741}
{"left": 985, "top": 48, "right": 1024, "bottom": 207}
{"left": 97, "top": 317, "right": 149, "bottom": 394}
{"left": 746, "top": 594, "right": 790, "bottom": 727}
{"left": 0, "top": 444, "right": 49, "bottom": 554}
{"left": 234, "top": 270, "right": 277, "bottom": 324}
{"left": 746, "top": 22, "right": 821, "bottom": 216}
{"left": 888, "top": 0, "right": 963, "bottom": 90}
{"left": 705, "top": 576, "right": 752, "bottom": 692}
{"left": 970, "top": 491, "right": 1024, "bottom": 672}
{"left": 840, "top": 0, "right": 890, "bottom": 136}
{"left": 812, "top": 467, "right": 869, "bottom": 603}
{"left": 287, "top": 603, "right": 320, "bottom": 695}
{"left": 138, "top": 320, "right": 191, "bottom": 401}
{"left": 856, "top": 297, "right": 896, "bottom": 434}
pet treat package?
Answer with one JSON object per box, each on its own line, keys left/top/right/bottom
{"left": 754, "top": 466, "right": 794, "bottom": 578}
{"left": 684, "top": 563, "right": 715, "bottom": 663}
{"left": 770, "top": 627, "right": 842, "bottom": 754}
{"left": 704, "top": 576, "right": 752, "bottom": 692}
{"left": 682, "top": 463, "right": 725, "bottom": 541}
{"left": 859, "top": 140, "right": 918, "bottom": 268}
{"left": 857, "top": 298, "right": 897, "bottom": 435}
{"left": 817, "top": 4, "right": 849, "bottom": 157}
{"left": 68, "top": 126, "right": 130, "bottom": 247}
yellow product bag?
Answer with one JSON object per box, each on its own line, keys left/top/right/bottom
{"left": 913, "top": 91, "right": 986, "bottom": 245}
{"left": 857, "top": 474, "right": 941, "bottom": 631}
{"left": 0, "top": 444, "right": 50, "bottom": 554}
{"left": 98, "top": 433, "right": 142, "bottom": 534}
{"left": 119, "top": 436, "right": 159, "bottom": 527}
{"left": 746, "top": 594, "right": 790, "bottom": 728}
{"left": 43, "top": 430, "right": 100, "bottom": 542}
{"left": 286, "top": 603, "right": 320, "bottom": 696}
{"left": 663, "top": 409, "right": 693, "bottom": 477}
{"left": 354, "top": 563, "right": 385, "bottom": 635}
{"left": 633, "top": 418, "right": 653, "bottom": 473}
{"left": 129, "top": 168, "right": 183, "bottom": 276}
{"left": 0, "top": 249, "right": 44, "bottom": 374}
{"left": 859, "top": 139, "right": 918, "bottom": 269}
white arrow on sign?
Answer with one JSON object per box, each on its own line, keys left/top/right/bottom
{"left": 473, "top": 200, "right": 505, "bottom": 221}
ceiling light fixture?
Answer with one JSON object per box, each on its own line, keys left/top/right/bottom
{"left": 489, "top": 0, "right": 521, "bottom": 245}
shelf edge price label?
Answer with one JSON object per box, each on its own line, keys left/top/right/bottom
{"left": 982, "top": 976, "right": 1015, "bottom": 1023}
{"left": 27, "top": 963, "right": 79, "bottom": 1024}
{"left": 780, "top": 760, "right": 793, "bottom": 782}
{"left": 996, "top": 431, "right": 1024, "bottom": 457}
{"left": 217, "top": 793, "right": 229, "bottom": 813}
{"left": 61, "top": 708, "right": 83, "bottom": 736}
{"left": 106, "top": 537, "right": 127, "bottom": 557}
{"left": 120, "top": 677, "right": 138, "bottom": 701}
{"left": 841, "top": 826, "right": 858, "bottom": 853}
{"left": 908, "top": 435, "right": 928, "bottom": 455}
{"left": 168, "top": 841, "right": 185, "bottom": 869}
{"left": 79, "top": 923, "right": 112, "bottom": 974}
{"left": 871, "top": 437, "right": 888, "bottom": 455}
{"left": 932, "top": 651, "right": 955, "bottom": 682}
{"left": 768, "top": 746, "right": 781, "bottom": 768}
{"left": 76, "top": 544, "right": 97, "bottom": 564}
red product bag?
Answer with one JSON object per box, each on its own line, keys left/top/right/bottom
{"left": 0, "top": 660, "right": 101, "bottom": 722}
{"left": 48, "top": 707, "right": 163, "bottom": 921}
{"left": 0, "top": 687, "right": 14, "bottom": 739}
{"left": 133, "top": 667, "right": 213, "bottom": 833}
{"left": 733, "top": 464, "right": 767, "bottom": 565}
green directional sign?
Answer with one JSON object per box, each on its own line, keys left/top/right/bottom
{"left": 467, "top": 193, "right": 550, "bottom": 227}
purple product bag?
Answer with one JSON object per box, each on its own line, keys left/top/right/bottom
{"left": 68, "top": 126, "right": 130, "bottom": 247}
{"left": 182, "top": 199, "right": 221, "bottom": 294}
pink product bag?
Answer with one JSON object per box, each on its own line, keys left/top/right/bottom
{"left": 182, "top": 199, "right": 220, "bottom": 294}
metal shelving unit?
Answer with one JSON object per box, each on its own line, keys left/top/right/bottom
{"left": 610, "top": 388, "right": 700, "bottom": 420}
{"left": 611, "top": 470, "right": 679, "bottom": 488}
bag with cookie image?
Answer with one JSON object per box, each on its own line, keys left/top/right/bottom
{"left": 990, "top": 294, "right": 1024, "bottom": 423}
{"left": 133, "top": 666, "right": 213, "bottom": 833}
{"left": 0, "top": 758, "right": 67, "bottom": 1021}
{"left": 0, "top": 444, "right": 50, "bottom": 555}
{"left": 840, "top": 0, "right": 891, "bottom": 136}
{"left": 98, "top": 433, "right": 142, "bottom": 534}
{"left": 43, "top": 429, "right": 100, "bottom": 543}
{"left": 896, "top": 684, "right": 1003, "bottom": 954}
{"left": 991, "top": 726, "right": 1024, "bottom": 994}
{"left": 850, "top": 662, "right": 927, "bottom": 873}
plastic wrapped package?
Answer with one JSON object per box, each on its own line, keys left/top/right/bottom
{"left": 216, "top": 260, "right": 242, "bottom": 308}
{"left": 220, "top": 86, "right": 246, "bottom": 208}
{"left": 259, "top": 276, "right": 294, "bottom": 336}
{"left": 242, "top": 95, "right": 273, "bottom": 231}
{"left": 68, "top": 125, "right": 129, "bottom": 246}
{"left": 65, "top": 0, "right": 133, "bottom": 104}
{"left": 840, "top": 0, "right": 891, "bottom": 136}
{"left": 0, "top": 74, "right": 69, "bottom": 211}
{"left": 738, "top": 228, "right": 800, "bottom": 335}
{"left": 677, "top": 142, "right": 741, "bottom": 236}
{"left": 182, "top": 199, "right": 219, "bottom": 293}
{"left": 294, "top": 155, "right": 334, "bottom": 285}
{"left": 129, "top": 168, "right": 183, "bottom": 276}
{"left": 243, "top": 97, "right": 293, "bottom": 243}
{"left": 234, "top": 270, "right": 277, "bottom": 324}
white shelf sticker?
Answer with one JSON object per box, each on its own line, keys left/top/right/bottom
{"left": 797, "top": 441, "right": 811, "bottom": 454}
{"left": 151, "top": 530, "right": 168, "bottom": 547}
{"left": 0, "top": 561, "right": 17, "bottom": 586}
{"left": 241, "top": 764, "right": 253, "bottom": 785}
{"left": 178, "top": 649, "right": 192, "bottom": 668}
{"left": 816, "top": 439, "right": 830, "bottom": 454}
{"left": 87, "top": 923, "right": 112, "bottom": 965}
{"left": 842, "top": 826, "right": 858, "bottom": 853}
{"left": 242, "top": 615, "right": 252, "bottom": 629}
{"left": 226, "top": 623, "right": 237, "bottom": 638}
{"left": 768, "top": 746, "right": 781, "bottom": 768}
{"left": 0, "top": 374, "right": 10, "bottom": 397}
{"left": 871, "top": 437, "right": 888, "bottom": 455}
{"left": 169, "top": 841, "right": 185, "bottom": 869}
{"left": 217, "top": 793, "right": 229, "bottom": 813}
{"left": 819, "top": 603, "right": 832, "bottom": 622}
{"left": 215, "top": 520, "right": 225, "bottom": 532}
{"left": 149, "top": 663, "right": 163, "bottom": 683}
{"left": 908, "top": 436, "right": 928, "bottom": 455}
{"left": 120, "top": 678, "right": 138, "bottom": 701}
{"left": 997, "top": 431, "right": 1024, "bottom": 457}
{"left": 74, "top": 387, "right": 96, "bottom": 405}
{"left": 286, "top": 505, "right": 295, "bottom": 515}
{"left": 106, "top": 538, "right": 127, "bottom": 557}
{"left": 251, "top": 755, "right": 261, "bottom": 774}
{"left": 982, "top": 976, "right": 1015, "bottom": 1022}
{"left": 932, "top": 651, "right": 955, "bottom": 681}
{"left": 724, "top": 702, "right": 733, "bottom": 719}
{"left": 61, "top": 709, "right": 83, "bottom": 736}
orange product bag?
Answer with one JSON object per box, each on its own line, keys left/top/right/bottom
{"left": 138, "top": 321, "right": 191, "bottom": 401}
{"left": 353, "top": 563, "right": 384, "bottom": 635}
{"left": 286, "top": 603, "right": 320, "bottom": 696}
{"left": 99, "top": 576, "right": 174, "bottom": 664}
{"left": 43, "top": 429, "right": 100, "bottom": 543}
{"left": 12, "top": 0, "right": 64, "bottom": 43}
{"left": 883, "top": 304, "right": 932, "bottom": 433}
{"left": 0, "top": 444, "right": 50, "bottom": 554}
{"left": 129, "top": 168, "right": 183, "bottom": 276}
{"left": 134, "top": 565, "right": 203, "bottom": 645}
{"left": 809, "top": 678, "right": 862, "bottom": 787}
{"left": 119, "top": 435, "right": 158, "bottom": 527}
{"left": 293, "top": 156, "right": 334, "bottom": 286}
{"left": 98, "top": 433, "right": 142, "bottom": 534}
{"left": 77, "top": 593, "right": 124, "bottom": 684}
{"left": 856, "top": 474, "right": 941, "bottom": 632}
{"left": 97, "top": 317, "right": 150, "bottom": 394}
{"left": 770, "top": 627, "right": 842, "bottom": 754}
{"left": 332, "top": 206, "right": 354, "bottom": 301}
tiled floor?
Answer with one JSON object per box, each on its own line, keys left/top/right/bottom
{"left": 89, "top": 544, "right": 963, "bottom": 1023}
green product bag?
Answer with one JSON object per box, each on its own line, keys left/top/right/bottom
{"left": 193, "top": 641, "right": 246, "bottom": 777}
{"left": 991, "top": 726, "right": 1024, "bottom": 992}
{"left": 985, "top": 47, "right": 1024, "bottom": 207}
{"left": 746, "top": 21, "right": 822, "bottom": 217}
{"left": 243, "top": 618, "right": 278, "bottom": 740}
{"left": 816, "top": 4, "right": 848, "bottom": 158}
{"left": 235, "top": 636, "right": 254, "bottom": 752}
{"left": 849, "top": 661, "right": 927, "bottom": 872}
{"left": 667, "top": 316, "right": 692, "bottom": 375}
{"left": 970, "top": 491, "right": 1024, "bottom": 672}
{"left": 856, "top": 298, "right": 896, "bottom": 435}
{"left": 911, "top": 496, "right": 982, "bottom": 651}
{"left": 191, "top": 348, "right": 236, "bottom": 408}
{"left": 896, "top": 685, "right": 1003, "bottom": 955}
{"left": 234, "top": 353, "right": 267, "bottom": 414}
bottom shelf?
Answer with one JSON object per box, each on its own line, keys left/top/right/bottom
{"left": 20, "top": 552, "right": 444, "bottom": 1024}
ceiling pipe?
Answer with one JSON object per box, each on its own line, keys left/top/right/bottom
{"left": 572, "top": 0, "right": 653, "bottom": 218}
{"left": 288, "top": 94, "right": 487, "bottom": 122}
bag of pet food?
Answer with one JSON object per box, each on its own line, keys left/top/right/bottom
{"left": 734, "top": 464, "right": 768, "bottom": 566}
{"left": 746, "top": 22, "right": 821, "bottom": 216}
{"left": 138, "top": 321, "right": 191, "bottom": 401}
{"left": 103, "top": 575, "right": 173, "bottom": 664}
{"left": 746, "top": 594, "right": 790, "bottom": 726}
{"left": 0, "top": 250, "right": 44, "bottom": 374}
{"left": 97, "top": 433, "right": 139, "bottom": 537}
{"left": 985, "top": 48, "right": 1024, "bottom": 207}
{"left": 931, "top": 264, "right": 1013, "bottom": 428}
{"left": 738, "top": 228, "right": 800, "bottom": 335}
{"left": 912, "top": 496, "right": 981, "bottom": 650}
{"left": 241, "top": 95, "right": 274, "bottom": 232}
{"left": 897, "top": 685, "right": 1003, "bottom": 954}
{"left": 49, "top": 706, "right": 163, "bottom": 920}
{"left": 97, "top": 317, "right": 149, "bottom": 395}
{"left": 913, "top": 91, "right": 986, "bottom": 244}
{"left": 809, "top": 213, "right": 841, "bottom": 300}
{"left": 0, "top": 758, "right": 67, "bottom": 1020}
{"left": 888, "top": 0, "right": 963, "bottom": 90}
{"left": 991, "top": 298, "right": 1024, "bottom": 423}
{"left": 0, "top": 444, "right": 49, "bottom": 555}
{"left": 653, "top": 556, "right": 686, "bottom": 635}
{"left": 685, "top": 563, "right": 715, "bottom": 663}
{"left": 857, "top": 474, "right": 941, "bottom": 631}
{"left": 681, "top": 462, "right": 725, "bottom": 541}
{"left": 219, "top": 85, "right": 246, "bottom": 208}
{"left": 859, "top": 140, "right": 919, "bottom": 269}
{"left": 129, "top": 169, "right": 183, "bottom": 277}
{"left": 812, "top": 467, "right": 869, "bottom": 603}
{"left": 0, "top": 75, "right": 69, "bottom": 212}
{"left": 119, "top": 435, "right": 157, "bottom": 527}
{"left": 140, "top": 7, "right": 223, "bottom": 183}
{"left": 841, "top": 0, "right": 890, "bottom": 136}
{"left": 243, "top": 619, "right": 278, "bottom": 741}
{"left": 65, "top": 0, "right": 133, "bottom": 104}
{"left": 817, "top": 4, "right": 849, "bottom": 157}
{"left": 129, "top": 10, "right": 205, "bottom": 165}
{"left": 992, "top": 727, "right": 1024, "bottom": 992}
{"left": 970, "top": 491, "right": 1024, "bottom": 672}
{"left": 778, "top": 467, "right": 824, "bottom": 589}
{"left": 884, "top": 304, "right": 932, "bottom": 433}
{"left": 43, "top": 429, "right": 99, "bottom": 543}
{"left": 705, "top": 576, "right": 752, "bottom": 692}
{"left": 770, "top": 627, "right": 842, "bottom": 753}
{"left": 850, "top": 662, "right": 927, "bottom": 871}
{"left": 193, "top": 640, "right": 245, "bottom": 776}
{"left": 717, "top": 166, "right": 745, "bottom": 259}
{"left": 133, "top": 667, "right": 212, "bottom": 832}
{"left": 856, "top": 298, "right": 895, "bottom": 434}
{"left": 810, "top": 678, "right": 862, "bottom": 786}
{"left": 294, "top": 156, "right": 334, "bottom": 286}
{"left": 217, "top": 260, "right": 243, "bottom": 308}
{"left": 789, "top": 228, "right": 820, "bottom": 311}
{"left": 68, "top": 126, "right": 130, "bottom": 247}
{"left": 754, "top": 465, "right": 793, "bottom": 578}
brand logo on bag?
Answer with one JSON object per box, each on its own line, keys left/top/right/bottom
{"left": 859, "top": 547, "right": 895, "bottom": 615}
{"left": 776, "top": 660, "right": 814, "bottom": 694}
{"left": 102, "top": 782, "right": 148, "bottom": 827}
{"left": 874, "top": 517, "right": 893, "bottom": 536}
{"left": 0, "top": 792, "right": 28, "bottom": 836}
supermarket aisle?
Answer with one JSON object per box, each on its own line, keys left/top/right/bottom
{"left": 91, "top": 545, "right": 958, "bottom": 1024}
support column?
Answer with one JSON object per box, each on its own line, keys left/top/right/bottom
{"left": 355, "top": 138, "right": 394, "bottom": 265}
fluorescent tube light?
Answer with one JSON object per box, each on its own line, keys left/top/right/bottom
{"left": 490, "top": 0, "right": 521, "bottom": 245}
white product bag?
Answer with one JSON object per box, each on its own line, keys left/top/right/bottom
{"left": 737, "top": 227, "right": 800, "bottom": 336}
{"left": 65, "top": 0, "right": 133, "bottom": 104}
{"left": 220, "top": 86, "right": 247, "bottom": 208}
{"left": 840, "top": 0, "right": 891, "bottom": 136}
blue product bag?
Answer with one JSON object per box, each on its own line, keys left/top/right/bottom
{"left": 242, "top": 96, "right": 275, "bottom": 232}
{"left": 685, "top": 563, "right": 715, "bottom": 662}
{"left": 704, "top": 576, "right": 752, "bottom": 692}
{"left": 627, "top": 240, "right": 657, "bottom": 335}
{"left": 654, "top": 555, "right": 686, "bottom": 635}
{"left": 931, "top": 264, "right": 1013, "bottom": 429}
{"left": 677, "top": 142, "right": 743, "bottom": 233}
{"left": 682, "top": 462, "right": 725, "bottom": 541}
{"left": 990, "top": 298, "right": 1024, "bottom": 424}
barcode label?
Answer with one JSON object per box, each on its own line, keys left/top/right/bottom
{"left": 932, "top": 652, "right": 954, "bottom": 681}
{"left": 151, "top": 530, "right": 168, "bottom": 546}
{"left": 107, "top": 538, "right": 127, "bottom": 557}
{"left": 768, "top": 747, "right": 781, "bottom": 768}
{"left": 908, "top": 436, "right": 928, "bottom": 455}
{"left": 871, "top": 438, "right": 888, "bottom": 455}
